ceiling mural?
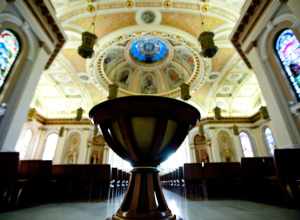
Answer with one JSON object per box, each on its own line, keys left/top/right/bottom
{"left": 89, "top": 30, "right": 204, "bottom": 97}
{"left": 31, "top": 0, "right": 264, "bottom": 119}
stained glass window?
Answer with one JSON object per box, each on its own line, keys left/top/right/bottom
{"left": 264, "top": 127, "right": 276, "bottom": 155}
{"left": 239, "top": 132, "right": 254, "bottom": 157}
{"left": 0, "top": 30, "right": 20, "bottom": 91}
{"left": 275, "top": 29, "right": 300, "bottom": 101}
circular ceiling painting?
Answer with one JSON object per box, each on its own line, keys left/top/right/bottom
{"left": 129, "top": 36, "right": 169, "bottom": 63}
{"left": 89, "top": 30, "right": 206, "bottom": 97}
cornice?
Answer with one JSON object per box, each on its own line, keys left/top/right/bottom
{"left": 31, "top": 111, "right": 92, "bottom": 125}
{"left": 231, "top": 0, "right": 271, "bottom": 68}
{"left": 23, "top": 0, "right": 66, "bottom": 69}
{"left": 29, "top": 108, "right": 265, "bottom": 126}
{"left": 199, "top": 111, "right": 263, "bottom": 125}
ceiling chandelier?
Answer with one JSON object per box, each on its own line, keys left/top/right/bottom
{"left": 78, "top": 0, "right": 97, "bottom": 59}
{"left": 198, "top": 1, "right": 218, "bottom": 58}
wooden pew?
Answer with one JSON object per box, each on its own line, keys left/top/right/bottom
{"left": 17, "top": 160, "right": 52, "bottom": 206}
{"left": 183, "top": 163, "right": 205, "bottom": 198}
{"left": 274, "top": 148, "right": 300, "bottom": 206}
{"left": 52, "top": 164, "right": 111, "bottom": 201}
{"left": 203, "top": 162, "right": 241, "bottom": 198}
{"left": 241, "top": 157, "right": 280, "bottom": 203}
{"left": 0, "top": 152, "right": 19, "bottom": 211}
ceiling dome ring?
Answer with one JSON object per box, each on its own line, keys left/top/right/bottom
{"left": 89, "top": 29, "right": 206, "bottom": 97}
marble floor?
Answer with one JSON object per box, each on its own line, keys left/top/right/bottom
{"left": 0, "top": 190, "right": 299, "bottom": 220}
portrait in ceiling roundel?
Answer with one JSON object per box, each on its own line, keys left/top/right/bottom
{"left": 141, "top": 72, "right": 157, "bottom": 94}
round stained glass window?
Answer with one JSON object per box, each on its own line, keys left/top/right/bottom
{"left": 129, "top": 36, "right": 169, "bottom": 63}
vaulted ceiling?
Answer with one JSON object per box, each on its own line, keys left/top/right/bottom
{"left": 31, "top": 0, "right": 265, "bottom": 119}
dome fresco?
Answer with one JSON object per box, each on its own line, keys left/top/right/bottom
{"left": 90, "top": 31, "right": 204, "bottom": 97}
{"left": 129, "top": 36, "right": 169, "bottom": 63}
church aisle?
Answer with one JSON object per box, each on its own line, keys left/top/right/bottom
{"left": 0, "top": 189, "right": 299, "bottom": 220}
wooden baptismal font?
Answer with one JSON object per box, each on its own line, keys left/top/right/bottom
{"left": 89, "top": 96, "right": 200, "bottom": 220}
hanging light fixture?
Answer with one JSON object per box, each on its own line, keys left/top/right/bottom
{"left": 232, "top": 124, "right": 239, "bottom": 136}
{"left": 198, "top": 1, "right": 218, "bottom": 58}
{"left": 78, "top": 0, "right": 97, "bottom": 59}
{"left": 198, "top": 31, "right": 218, "bottom": 58}
{"left": 75, "top": 107, "right": 84, "bottom": 121}
{"left": 180, "top": 83, "right": 191, "bottom": 100}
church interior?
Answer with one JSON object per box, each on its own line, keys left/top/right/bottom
{"left": 0, "top": 0, "right": 300, "bottom": 219}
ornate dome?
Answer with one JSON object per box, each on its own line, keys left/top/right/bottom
{"left": 89, "top": 30, "right": 206, "bottom": 97}
{"left": 129, "top": 36, "right": 169, "bottom": 63}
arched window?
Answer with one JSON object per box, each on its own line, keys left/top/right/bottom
{"left": 15, "top": 129, "right": 33, "bottom": 159}
{"left": 0, "top": 29, "right": 20, "bottom": 92}
{"left": 264, "top": 127, "right": 276, "bottom": 155}
{"left": 43, "top": 133, "right": 59, "bottom": 160}
{"left": 239, "top": 132, "right": 254, "bottom": 157}
{"left": 275, "top": 29, "right": 300, "bottom": 101}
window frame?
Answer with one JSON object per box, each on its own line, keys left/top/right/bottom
{"left": 42, "top": 132, "right": 59, "bottom": 161}
{"left": 263, "top": 127, "right": 276, "bottom": 156}
{"left": 0, "top": 29, "right": 21, "bottom": 94}
{"left": 239, "top": 131, "right": 255, "bottom": 158}
{"left": 274, "top": 28, "right": 300, "bottom": 102}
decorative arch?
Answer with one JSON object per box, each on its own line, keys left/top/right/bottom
{"left": 63, "top": 131, "right": 81, "bottom": 164}
{"left": 274, "top": 28, "right": 300, "bottom": 101}
{"left": 217, "top": 130, "right": 236, "bottom": 162}
{"left": 261, "top": 13, "right": 300, "bottom": 103}
{"left": 43, "top": 133, "right": 59, "bottom": 160}
{"left": 0, "top": 29, "right": 21, "bottom": 92}
{"left": 194, "top": 134, "right": 210, "bottom": 163}
{"left": 0, "top": 13, "right": 35, "bottom": 103}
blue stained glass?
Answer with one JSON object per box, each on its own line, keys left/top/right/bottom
{"left": 275, "top": 29, "right": 300, "bottom": 101}
{"left": 129, "top": 36, "right": 169, "bottom": 63}
{"left": 0, "top": 30, "right": 20, "bottom": 91}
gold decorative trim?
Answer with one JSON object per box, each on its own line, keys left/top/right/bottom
{"left": 29, "top": 109, "right": 92, "bottom": 125}
{"left": 28, "top": 108, "right": 266, "bottom": 126}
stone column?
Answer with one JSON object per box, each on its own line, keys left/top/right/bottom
{"left": 0, "top": 46, "right": 49, "bottom": 151}
{"left": 78, "top": 128, "right": 90, "bottom": 164}
{"left": 232, "top": 132, "right": 243, "bottom": 161}
{"left": 247, "top": 46, "right": 300, "bottom": 147}
{"left": 209, "top": 129, "right": 220, "bottom": 162}
{"left": 53, "top": 127, "right": 67, "bottom": 164}
{"left": 33, "top": 127, "right": 47, "bottom": 159}
{"left": 102, "top": 145, "right": 110, "bottom": 164}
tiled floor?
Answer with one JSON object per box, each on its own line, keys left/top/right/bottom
{"left": 0, "top": 190, "right": 299, "bottom": 220}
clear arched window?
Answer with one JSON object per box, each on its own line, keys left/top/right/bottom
{"left": 0, "top": 29, "right": 20, "bottom": 91}
{"left": 275, "top": 29, "right": 300, "bottom": 101}
{"left": 15, "top": 129, "right": 33, "bottom": 159}
{"left": 264, "top": 127, "right": 276, "bottom": 155}
{"left": 43, "top": 133, "right": 59, "bottom": 160}
{"left": 239, "top": 132, "right": 254, "bottom": 157}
